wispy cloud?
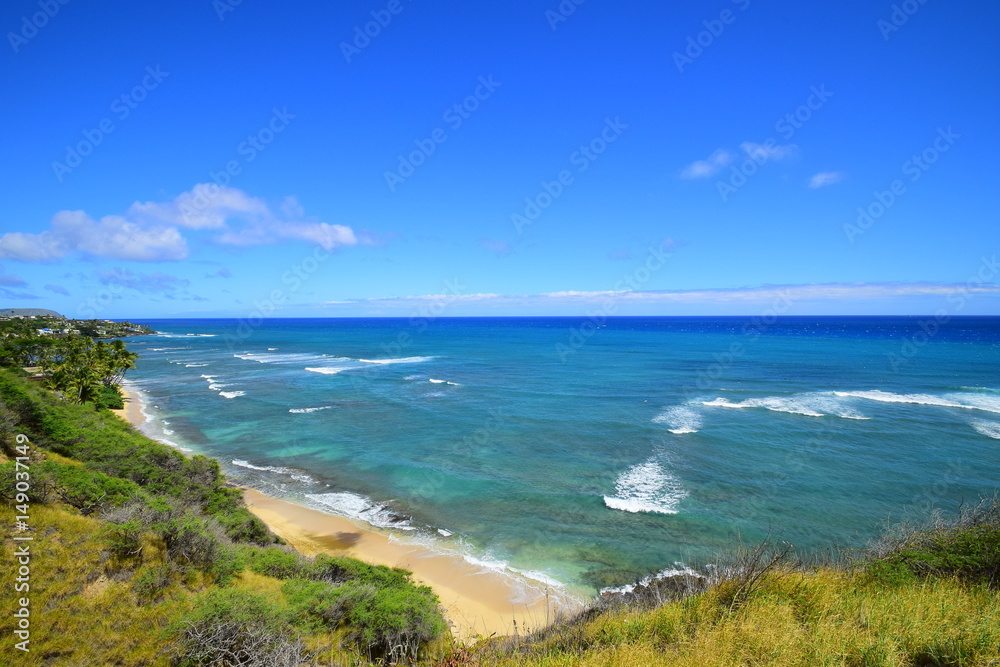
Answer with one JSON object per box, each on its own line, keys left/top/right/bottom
{"left": 319, "top": 281, "right": 1000, "bottom": 311}
{"left": 0, "top": 271, "right": 27, "bottom": 287}
{"left": 740, "top": 141, "right": 797, "bottom": 163}
{"left": 680, "top": 149, "right": 733, "bottom": 179}
{"left": 44, "top": 284, "right": 70, "bottom": 296}
{"left": 681, "top": 142, "right": 795, "bottom": 180}
{"left": 0, "top": 185, "right": 360, "bottom": 263}
{"left": 809, "top": 171, "right": 844, "bottom": 188}
{"left": 97, "top": 268, "right": 191, "bottom": 295}
{"left": 608, "top": 248, "right": 633, "bottom": 260}
{"left": 0, "top": 288, "right": 39, "bottom": 300}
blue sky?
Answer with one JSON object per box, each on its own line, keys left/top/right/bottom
{"left": 1, "top": 0, "right": 998, "bottom": 318}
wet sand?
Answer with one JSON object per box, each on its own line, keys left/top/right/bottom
{"left": 243, "top": 488, "right": 583, "bottom": 639}
{"left": 110, "top": 384, "right": 583, "bottom": 638}
{"left": 111, "top": 386, "right": 145, "bottom": 427}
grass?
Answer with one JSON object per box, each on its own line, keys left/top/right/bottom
{"left": 461, "top": 502, "right": 1000, "bottom": 667}
{"left": 2, "top": 366, "right": 999, "bottom": 666}
{"left": 0, "top": 368, "right": 451, "bottom": 665}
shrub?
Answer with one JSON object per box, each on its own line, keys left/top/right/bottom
{"left": 132, "top": 563, "right": 175, "bottom": 601}
{"left": 94, "top": 385, "right": 124, "bottom": 410}
{"left": 338, "top": 581, "right": 446, "bottom": 664}
{"left": 865, "top": 497, "right": 1000, "bottom": 587}
{"left": 170, "top": 588, "right": 305, "bottom": 667}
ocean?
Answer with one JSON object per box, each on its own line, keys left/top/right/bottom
{"left": 121, "top": 316, "right": 1000, "bottom": 595}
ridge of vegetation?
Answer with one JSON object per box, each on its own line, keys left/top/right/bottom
{"left": 0, "top": 369, "right": 449, "bottom": 665}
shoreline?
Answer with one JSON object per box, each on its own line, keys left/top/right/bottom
{"left": 111, "top": 385, "right": 145, "bottom": 427}
{"left": 243, "top": 488, "right": 583, "bottom": 639}
{"left": 110, "top": 382, "right": 584, "bottom": 639}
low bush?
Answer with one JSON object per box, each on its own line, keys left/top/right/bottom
{"left": 170, "top": 588, "right": 306, "bottom": 667}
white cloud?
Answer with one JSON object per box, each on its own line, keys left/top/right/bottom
{"left": 128, "top": 184, "right": 269, "bottom": 230}
{"left": 681, "top": 142, "right": 795, "bottom": 180}
{"left": 0, "top": 185, "right": 360, "bottom": 262}
{"left": 680, "top": 149, "right": 733, "bottom": 179}
{"left": 320, "top": 282, "right": 1000, "bottom": 310}
{"left": 739, "top": 141, "right": 797, "bottom": 163}
{"left": 0, "top": 210, "right": 188, "bottom": 262}
{"left": 809, "top": 171, "right": 844, "bottom": 188}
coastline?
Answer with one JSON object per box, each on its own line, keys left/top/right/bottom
{"left": 111, "top": 385, "right": 145, "bottom": 427}
{"left": 110, "top": 383, "right": 582, "bottom": 639}
{"left": 243, "top": 488, "right": 583, "bottom": 639}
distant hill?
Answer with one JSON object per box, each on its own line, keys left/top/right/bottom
{"left": 0, "top": 308, "right": 64, "bottom": 318}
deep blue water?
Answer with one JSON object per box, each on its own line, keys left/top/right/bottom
{"left": 121, "top": 316, "right": 1000, "bottom": 593}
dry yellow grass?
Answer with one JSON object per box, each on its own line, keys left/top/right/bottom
{"left": 477, "top": 567, "right": 1000, "bottom": 667}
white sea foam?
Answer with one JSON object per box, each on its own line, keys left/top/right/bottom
{"left": 268, "top": 347, "right": 278, "bottom": 351}
{"left": 305, "top": 367, "right": 348, "bottom": 375}
{"left": 971, "top": 420, "right": 1000, "bottom": 439}
{"left": 157, "top": 333, "right": 215, "bottom": 338}
{"left": 289, "top": 406, "right": 333, "bottom": 414}
{"left": 208, "top": 383, "right": 233, "bottom": 391}
{"left": 509, "top": 567, "right": 566, "bottom": 588}
{"left": 429, "top": 378, "right": 460, "bottom": 386}
{"left": 219, "top": 390, "right": 245, "bottom": 399}
{"left": 652, "top": 406, "right": 702, "bottom": 434}
{"left": 437, "top": 528, "right": 453, "bottom": 537}
{"left": 235, "top": 351, "right": 349, "bottom": 366}
{"left": 185, "top": 363, "right": 208, "bottom": 367}
{"left": 702, "top": 396, "right": 824, "bottom": 417}
{"left": 603, "top": 459, "right": 686, "bottom": 515}
{"left": 835, "top": 390, "right": 1000, "bottom": 415}
{"left": 231, "top": 460, "right": 315, "bottom": 483}
{"left": 698, "top": 393, "right": 871, "bottom": 420}
{"left": 306, "top": 492, "right": 412, "bottom": 529}
{"left": 233, "top": 459, "right": 291, "bottom": 473}
{"left": 359, "top": 356, "right": 433, "bottom": 365}
{"left": 200, "top": 374, "right": 217, "bottom": 380}
{"left": 600, "top": 563, "right": 701, "bottom": 595}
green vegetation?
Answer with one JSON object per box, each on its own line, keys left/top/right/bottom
{"left": 1, "top": 355, "right": 998, "bottom": 665}
{"left": 0, "top": 315, "right": 148, "bottom": 407}
{"left": 0, "top": 369, "right": 449, "bottom": 665}
{"left": 454, "top": 505, "right": 1000, "bottom": 667}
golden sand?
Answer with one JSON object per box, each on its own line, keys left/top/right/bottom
{"left": 111, "top": 387, "right": 145, "bottom": 428}
{"left": 243, "top": 488, "right": 583, "bottom": 639}
{"left": 109, "top": 383, "right": 583, "bottom": 638}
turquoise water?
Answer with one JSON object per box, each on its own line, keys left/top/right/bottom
{"left": 123, "top": 317, "right": 1000, "bottom": 593}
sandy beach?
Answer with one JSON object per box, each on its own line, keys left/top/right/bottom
{"left": 111, "top": 386, "right": 145, "bottom": 428}
{"left": 243, "top": 488, "right": 582, "bottom": 639}
{"left": 111, "top": 383, "right": 582, "bottom": 639}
